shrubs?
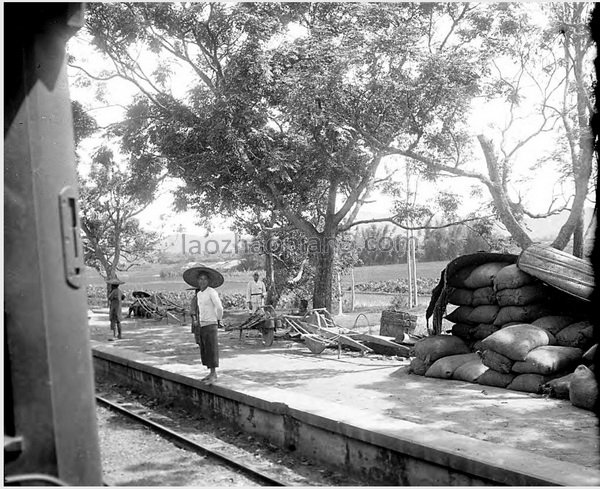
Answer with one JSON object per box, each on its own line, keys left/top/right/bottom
{"left": 220, "top": 293, "right": 247, "bottom": 309}
{"left": 86, "top": 286, "right": 247, "bottom": 309}
{"left": 355, "top": 277, "right": 439, "bottom": 295}
{"left": 87, "top": 285, "right": 109, "bottom": 307}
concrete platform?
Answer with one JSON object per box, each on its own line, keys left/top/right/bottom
{"left": 89, "top": 311, "right": 600, "bottom": 485}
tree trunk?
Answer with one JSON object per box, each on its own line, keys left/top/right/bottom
{"left": 550, "top": 124, "right": 593, "bottom": 251}
{"left": 551, "top": 35, "right": 593, "bottom": 251}
{"left": 572, "top": 214, "right": 585, "bottom": 258}
{"left": 264, "top": 247, "right": 279, "bottom": 307}
{"left": 312, "top": 233, "right": 336, "bottom": 311}
{"left": 336, "top": 272, "right": 343, "bottom": 315}
{"left": 478, "top": 135, "right": 533, "bottom": 249}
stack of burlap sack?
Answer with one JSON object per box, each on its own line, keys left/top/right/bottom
{"left": 445, "top": 263, "right": 552, "bottom": 348}
{"left": 410, "top": 261, "right": 597, "bottom": 411}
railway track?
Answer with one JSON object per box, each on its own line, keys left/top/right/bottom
{"left": 96, "top": 395, "right": 287, "bottom": 486}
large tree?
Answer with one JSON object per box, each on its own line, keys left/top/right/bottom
{"left": 74, "top": 3, "right": 595, "bottom": 309}
{"left": 392, "top": 3, "right": 596, "bottom": 256}
{"left": 72, "top": 97, "right": 163, "bottom": 281}
{"left": 77, "top": 146, "right": 162, "bottom": 281}
{"left": 79, "top": 2, "right": 491, "bottom": 309}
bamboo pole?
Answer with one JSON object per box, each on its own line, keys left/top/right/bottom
{"left": 350, "top": 267, "right": 355, "bottom": 312}
{"left": 337, "top": 272, "right": 343, "bottom": 315}
{"left": 406, "top": 229, "right": 414, "bottom": 307}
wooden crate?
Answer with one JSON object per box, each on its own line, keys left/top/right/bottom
{"left": 379, "top": 310, "right": 417, "bottom": 340}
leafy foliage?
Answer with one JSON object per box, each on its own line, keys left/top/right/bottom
{"left": 79, "top": 146, "right": 161, "bottom": 279}
{"left": 73, "top": 2, "right": 594, "bottom": 306}
{"left": 71, "top": 100, "right": 98, "bottom": 145}
{"left": 355, "top": 277, "right": 439, "bottom": 295}
{"left": 79, "top": 2, "right": 496, "bottom": 308}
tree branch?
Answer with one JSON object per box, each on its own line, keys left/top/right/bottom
{"left": 340, "top": 214, "right": 492, "bottom": 233}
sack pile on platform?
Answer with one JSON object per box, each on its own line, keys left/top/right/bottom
{"left": 445, "top": 262, "right": 554, "bottom": 350}
{"left": 408, "top": 331, "right": 597, "bottom": 410}
{"left": 414, "top": 252, "right": 597, "bottom": 411}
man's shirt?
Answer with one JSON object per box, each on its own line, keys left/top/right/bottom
{"left": 195, "top": 287, "right": 224, "bottom": 326}
{"left": 246, "top": 279, "right": 266, "bottom": 303}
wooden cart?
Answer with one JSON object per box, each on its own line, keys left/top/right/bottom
{"left": 227, "top": 305, "right": 280, "bottom": 346}
{"left": 128, "top": 291, "right": 187, "bottom": 324}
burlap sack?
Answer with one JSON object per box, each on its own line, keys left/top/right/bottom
{"left": 531, "top": 316, "right": 575, "bottom": 336}
{"left": 508, "top": 373, "right": 551, "bottom": 394}
{"left": 464, "top": 262, "right": 509, "bottom": 289}
{"left": 408, "top": 357, "right": 428, "bottom": 376}
{"left": 472, "top": 287, "right": 497, "bottom": 306}
{"left": 501, "top": 322, "right": 523, "bottom": 328}
{"left": 496, "top": 284, "right": 548, "bottom": 307}
{"left": 481, "top": 324, "right": 555, "bottom": 361}
{"left": 451, "top": 323, "right": 475, "bottom": 341}
{"left": 543, "top": 373, "right": 575, "bottom": 400}
{"left": 425, "top": 353, "right": 480, "bottom": 379}
{"left": 478, "top": 369, "right": 516, "bottom": 388}
{"left": 511, "top": 346, "right": 582, "bottom": 375}
{"left": 480, "top": 348, "right": 514, "bottom": 373}
{"left": 493, "top": 264, "right": 536, "bottom": 290}
{"left": 493, "top": 304, "right": 550, "bottom": 326}
{"left": 445, "top": 306, "right": 474, "bottom": 324}
{"left": 471, "top": 323, "right": 500, "bottom": 341}
{"left": 447, "top": 264, "right": 478, "bottom": 288}
{"left": 452, "top": 358, "right": 488, "bottom": 383}
{"left": 569, "top": 365, "right": 598, "bottom": 411}
{"left": 447, "top": 287, "right": 474, "bottom": 306}
{"left": 412, "top": 335, "right": 471, "bottom": 365}
{"left": 556, "top": 321, "right": 595, "bottom": 350}
{"left": 468, "top": 305, "right": 500, "bottom": 324}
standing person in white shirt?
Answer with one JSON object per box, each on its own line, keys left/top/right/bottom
{"left": 184, "top": 265, "right": 224, "bottom": 384}
{"left": 246, "top": 272, "right": 266, "bottom": 311}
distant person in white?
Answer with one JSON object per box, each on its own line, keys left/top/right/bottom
{"left": 246, "top": 272, "right": 266, "bottom": 311}
{"left": 189, "top": 270, "right": 223, "bottom": 384}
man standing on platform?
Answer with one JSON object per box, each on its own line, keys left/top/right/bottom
{"left": 184, "top": 265, "right": 224, "bottom": 384}
{"left": 107, "top": 278, "right": 125, "bottom": 340}
{"left": 246, "top": 272, "right": 266, "bottom": 311}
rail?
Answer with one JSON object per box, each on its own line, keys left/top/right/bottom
{"left": 96, "top": 395, "right": 287, "bottom": 487}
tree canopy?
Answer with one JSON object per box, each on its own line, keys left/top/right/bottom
{"left": 77, "top": 143, "right": 162, "bottom": 281}
{"left": 72, "top": 2, "right": 596, "bottom": 308}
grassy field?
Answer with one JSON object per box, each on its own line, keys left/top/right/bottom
{"left": 340, "top": 261, "right": 444, "bottom": 285}
{"left": 85, "top": 260, "right": 447, "bottom": 295}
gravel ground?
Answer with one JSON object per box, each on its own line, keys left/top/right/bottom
{"left": 96, "top": 380, "right": 367, "bottom": 486}
{"left": 97, "top": 405, "right": 260, "bottom": 486}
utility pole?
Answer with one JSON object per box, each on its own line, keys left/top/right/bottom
{"left": 405, "top": 164, "right": 419, "bottom": 308}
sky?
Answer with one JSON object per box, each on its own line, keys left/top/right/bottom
{"left": 66, "top": 4, "right": 591, "bottom": 242}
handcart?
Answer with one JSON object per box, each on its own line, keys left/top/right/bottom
{"left": 226, "top": 305, "right": 281, "bottom": 346}
{"left": 128, "top": 291, "right": 186, "bottom": 324}
{"left": 128, "top": 291, "right": 154, "bottom": 318}
{"left": 154, "top": 292, "right": 187, "bottom": 324}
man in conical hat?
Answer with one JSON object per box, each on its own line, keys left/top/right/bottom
{"left": 183, "top": 265, "right": 224, "bottom": 384}
{"left": 106, "top": 278, "right": 125, "bottom": 340}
